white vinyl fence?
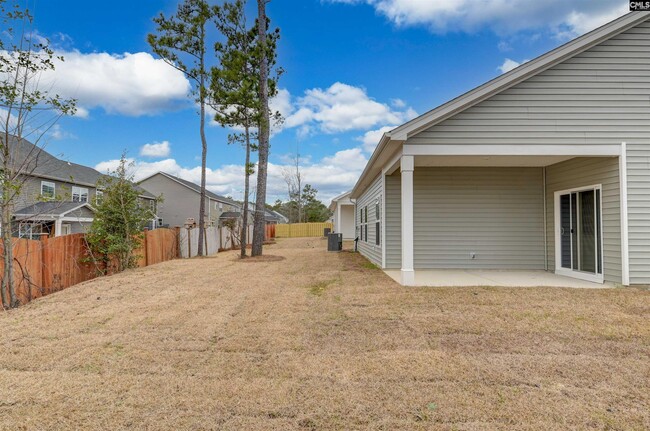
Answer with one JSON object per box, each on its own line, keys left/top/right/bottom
{"left": 179, "top": 225, "right": 253, "bottom": 258}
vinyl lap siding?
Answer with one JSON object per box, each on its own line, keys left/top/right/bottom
{"left": 414, "top": 167, "right": 545, "bottom": 269}
{"left": 356, "top": 175, "right": 382, "bottom": 266}
{"left": 545, "top": 157, "right": 621, "bottom": 283}
{"left": 627, "top": 143, "right": 650, "bottom": 284}
{"left": 408, "top": 21, "right": 650, "bottom": 149}
{"left": 385, "top": 173, "right": 401, "bottom": 268}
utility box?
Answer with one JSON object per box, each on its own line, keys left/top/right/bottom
{"left": 324, "top": 227, "right": 331, "bottom": 237}
{"left": 327, "top": 233, "right": 342, "bottom": 252}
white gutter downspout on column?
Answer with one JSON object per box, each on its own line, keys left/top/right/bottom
{"left": 543, "top": 167, "right": 548, "bottom": 271}
{"left": 619, "top": 142, "right": 630, "bottom": 286}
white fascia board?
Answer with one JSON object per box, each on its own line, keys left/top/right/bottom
{"left": 351, "top": 132, "right": 395, "bottom": 198}
{"left": 403, "top": 144, "right": 622, "bottom": 157}
{"left": 61, "top": 217, "right": 94, "bottom": 223}
{"left": 382, "top": 148, "right": 403, "bottom": 176}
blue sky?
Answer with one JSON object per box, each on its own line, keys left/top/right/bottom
{"left": 31, "top": 0, "right": 628, "bottom": 203}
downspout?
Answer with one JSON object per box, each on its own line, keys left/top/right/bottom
{"left": 351, "top": 198, "right": 358, "bottom": 252}
{"left": 543, "top": 167, "right": 548, "bottom": 271}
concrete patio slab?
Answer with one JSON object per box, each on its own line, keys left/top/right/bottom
{"left": 383, "top": 269, "right": 615, "bottom": 289}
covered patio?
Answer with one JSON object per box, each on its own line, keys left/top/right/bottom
{"left": 384, "top": 269, "right": 614, "bottom": 289}
{"left": 378, "top": 144, "right": 627, "bottom": 287}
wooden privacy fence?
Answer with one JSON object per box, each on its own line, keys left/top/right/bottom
{"left": 266, "top": 224, "right": 276, "bottom": 240}
{"left": 275, "top": 222, "right": 333, "bottom": 238}
{"left": 1, "top": 228, "right": 178, "bottom": 307}
{"left": 179, "top": 225, "right": 255, "bottom": 258}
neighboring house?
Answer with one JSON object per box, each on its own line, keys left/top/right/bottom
{"left": 329, "top": 191, "right": 355, "bottom": 239}
{"left": 138, "top": 172, "right": 240, "bottom": 227}
{"left": 228, "top": 203, "right": 289, "bottom": 226}
{"left": 351, "top": 12, "right": 650, "bottom": 286}
{"left": 5, "top": 137, "right": 157, "bottom": 239}
{"left": 268, "top": 209, "right": 289, "bottom": 224}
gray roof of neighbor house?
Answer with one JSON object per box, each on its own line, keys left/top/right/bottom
{"left": 219, "top": 211, "right": 241, "bottom": 219}
{"left": 268, "top": 210, "right": 288, "bottom": 223}
{"left": 244, "top": 203, "right": 288, "bottom": 222}
{"left": 2, "top": 136, "right": 155, "bottom": 199}
{"left": 139, "top": 172, "right": 239, "bottom": 207}
{"left": 14, "top": 201, "right": 95, "bottom": 217}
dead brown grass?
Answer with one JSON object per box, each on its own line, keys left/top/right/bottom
{"left": 1, "top": 237, "right": 649, "bottom": 430}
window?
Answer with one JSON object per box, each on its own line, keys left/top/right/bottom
{"left": 359, "top": 207, "right": 363, "bottom": 240}
{"left": 364, "top": 206, "right": 368, "bottom": 242}
{"left": 95, "top": 190, "right": 103, "bottom": 205}
{"left": 19, "top": 223, "right": 42, "bottom": 240}
{"left": 149, "top": 199, "right": 156, "bottom": 213}
{"left": 72, "top": 186, "right": 88, "bottom": 202}
{"left": 375, "top": 199, "right": 381, "bottom": 246}
{"left": 41, "top": 181, "right": 55, "bottom": 199}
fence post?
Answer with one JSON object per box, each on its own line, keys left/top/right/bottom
{"left": 143, "top": 230, "right": 149, "bottom": 267}
{"left": 186, "top": 227, "right": 191, "bottom": 258}
{"left": 175, "top": 227, "right": 181, "bottom": 258}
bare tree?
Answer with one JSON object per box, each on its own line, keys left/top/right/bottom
{"left": 281, "top": 150, "right": 303, "bottom": 223}
{"left": 0, "top": 2, "right": 76, "bottom": 308}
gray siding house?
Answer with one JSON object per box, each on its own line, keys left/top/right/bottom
{"left": 138, "top": 172, "right": 240, "bottom": 228}
{"left": 5, "top": 138, "right": 157, "bottom": 238}
{"left": 351, "top": 12, "right": 650, "bottom": 286}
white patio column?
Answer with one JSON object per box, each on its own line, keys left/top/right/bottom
{"left": 401, "top": 155, "right": 415, "bottom": 286}
{"left": 336, "top": 203, "right": 341, "bottom": 233}
{"left": 54, "top": 218, "right": 63, "bottom": 237}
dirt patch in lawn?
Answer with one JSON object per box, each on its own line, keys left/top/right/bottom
{"left": 237, "top": 254, "right": 286, "bottom": 263}
{"left": 0, "top": 238, "right": 649, "bottom": 430}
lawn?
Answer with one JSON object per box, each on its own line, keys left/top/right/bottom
{"left": 1, "top": 238, "right": 649, "bottom": 430}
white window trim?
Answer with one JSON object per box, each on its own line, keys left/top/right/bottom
{"left": 375, "top": 198, "right": 381, "bottom": 247}
{"left": 41, "top": 181, "right": 55, "bottom": 200}
{"left": 553, "top": 184, "right": 605, "bottom": 284}
{"left": 71, "top": 186, "right": 89, "bottom": 203}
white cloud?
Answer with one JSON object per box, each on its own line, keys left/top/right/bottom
{"left": 96, "top": 147, "right": 368, "bottom": 204}
{"left": 331, "top": 0, "right": 627, "bottom": 37}
{"left": 209, "top": 83, "right": 417, "bottom": 140}
{"left": 391, "top": 98, "right": 406, "bottom": 108}
{"left": 284, "top": 82, "right": 417, "bottom": 133}
{"left": 357, "top": 126, "right": 394, "bottom": 153}
{"left": 39, "top": 51, "right": 191, "bottom": 116}
{"left": 140, "top": 141, "right": 171, "bottom": 158}
{"left": 497, "top": 58, "right": 529, "bottom": 74}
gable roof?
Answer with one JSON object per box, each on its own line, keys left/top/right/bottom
{"left": 2, "top": 136, "right": 155, "bottom": 199}
{"left": 243, "top": 202, "right": 290, "bottom": 222}
{"left": 329, "top": 190, "right": 352, "bottom": 209}
{"left": 139, "top": 171, "right": 239, "bottom": 206}
{"left": 352, "top": 11, "right": 650, "bottom": 197}
{"left": 15, "top": 201, "right": 96, "bottom": 218}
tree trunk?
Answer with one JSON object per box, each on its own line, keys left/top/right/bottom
{"left": 197, "top": 22, "right": 208, "bottom": 257}
{"left": 2, "top": 203, "right": 16, "bottom": 309}
{"left": 241, "top": 126, "right": 251, "bottom": 258}
{"left": 252, "top": 0, "right": 270, "bottom": 257}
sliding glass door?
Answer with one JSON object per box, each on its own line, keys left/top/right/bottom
{"left": 556, "top": 186, "right": 603, "bottom": 283}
